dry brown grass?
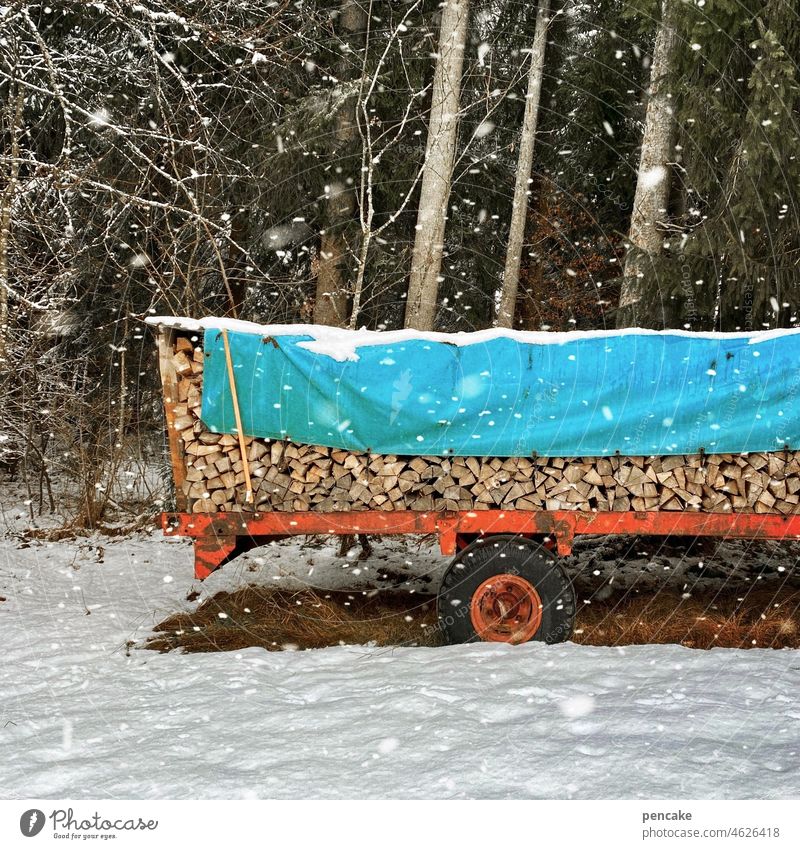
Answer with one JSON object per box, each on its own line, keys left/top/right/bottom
{"left": 146, "top": 587, "right": 440, "bottom": 653}
{"left": 145, "top": 585, "right": 800, "bottom": 653}
{"left": 576, "top": 587, "right": 800, "bottom": 649}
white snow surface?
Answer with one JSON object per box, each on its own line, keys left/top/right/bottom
{"left": 144, "top": 316, "right": 799, "bottom": 362}
{"left": 2, "top": 531, "right": 799, "bottom": 800}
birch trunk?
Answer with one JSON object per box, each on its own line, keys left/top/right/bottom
{"left": 314, "top": 0, "right": 366, "bottom": 327}
{"left": 617, "top": 0, "right": 678, "bottom": 328}
{"left": 404, "top": 0, "right": 469, "bottom": 330}
{"left": 496, "top": 0, "right": 551, "bottom": 329}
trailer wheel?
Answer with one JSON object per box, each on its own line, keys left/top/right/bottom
{"left": 437, "top": 536, "right": 575, "bottom": 645}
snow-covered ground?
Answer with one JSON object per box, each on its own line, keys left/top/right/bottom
{"left": 1, "top": 529, "right": 798, "bottom": 800}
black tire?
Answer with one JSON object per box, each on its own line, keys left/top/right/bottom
{"left": 437, "top": 535, "right": 576, "bottom": 645}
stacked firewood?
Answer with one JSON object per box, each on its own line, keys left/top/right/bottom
{"left": 167, "top": 335, "right": 800, "bottom": 515}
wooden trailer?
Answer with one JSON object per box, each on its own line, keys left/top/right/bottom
{"left": 150, "top": 318, "right": 800, "bottom": 645}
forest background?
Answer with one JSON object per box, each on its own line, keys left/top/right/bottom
{"left": 0, "top": 0, "right": 797, "bottom": 526}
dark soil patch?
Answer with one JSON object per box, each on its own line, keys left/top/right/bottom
{"left": 374, "top": 566, "right": 434, "bottom": 587}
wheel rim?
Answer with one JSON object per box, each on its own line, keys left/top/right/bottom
{"left": 470, "top": 573, "right": 543, "bottom": 644}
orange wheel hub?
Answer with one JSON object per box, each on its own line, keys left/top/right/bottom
{"left": 470, "top": 574, "right": 543, "bottom": 644}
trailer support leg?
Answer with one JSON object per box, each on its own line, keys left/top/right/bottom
{"left": 555, "top": 528, "right": 574, "bottom": 557}
{"left": 194, "top": 534, "right": 243, "bottom": 580}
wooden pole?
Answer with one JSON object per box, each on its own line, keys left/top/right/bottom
{"left": 221, "top": 329, "right": 253, "bottom": 503}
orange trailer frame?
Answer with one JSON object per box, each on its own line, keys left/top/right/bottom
{"left": 161, "top": 509, "right": 800, "bottom": 580}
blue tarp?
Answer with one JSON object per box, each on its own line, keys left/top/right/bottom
{"left": 198, "top": 325, "right": 800, "bottom": 457}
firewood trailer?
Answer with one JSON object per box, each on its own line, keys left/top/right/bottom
{"left": 149, "top": 317, "right": 800, "bottom": 645}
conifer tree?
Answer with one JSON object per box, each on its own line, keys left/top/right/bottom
{"left": 617, "top": 0, "right": 678, "bottom": 328}
{"left": 313, "top": 1, "right": 367, "bottom": 327}
{"left": 496, "top": 0, "right": 551, "bottom": 329}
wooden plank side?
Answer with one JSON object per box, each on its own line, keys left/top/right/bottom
{"left": 156, "top": 326, "right": 188, "bottom": 510}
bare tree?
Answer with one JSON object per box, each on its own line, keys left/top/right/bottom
{"left": 404, "top": 0, "right": 470, "bottom": 331}
{"left": 496, "top": 0, "right": 551, "bottom": 329}
{"left": 617, "top": 0, "right": 678, "bottom": 328}
{"left": 0, "top": 84, "right": 23, "bottom": 364}
{"left": 313, "top": 0, "right": 367, "bottom": 327}
{"left": 0, "top": 1, "right": 318, "bottom": 523}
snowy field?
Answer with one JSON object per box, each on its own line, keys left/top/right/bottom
{"left": 1, "top": 530, "right": 799, "bottom": 800}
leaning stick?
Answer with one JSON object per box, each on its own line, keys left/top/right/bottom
{"left": 221, "top": 329, "right": 253, "bottom": 503}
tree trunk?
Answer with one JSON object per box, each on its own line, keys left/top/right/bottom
{"left": 617, "top": 0, "right": 678, "bottom": 328}
{"left": 314, "top": 0, "right": 367, "bottom": 327}
{"left": 496, "top": 0, "right": 551, "bottom": 329}
{"left": 0, "top": 83, "right": 24, "bottom": 365}
{"left": 404, "top": 0, "right": 469, "bottom": 330}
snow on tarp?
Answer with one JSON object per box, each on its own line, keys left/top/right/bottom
{"left": 147, "top": 317, "right": 800, "bottom": 457}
